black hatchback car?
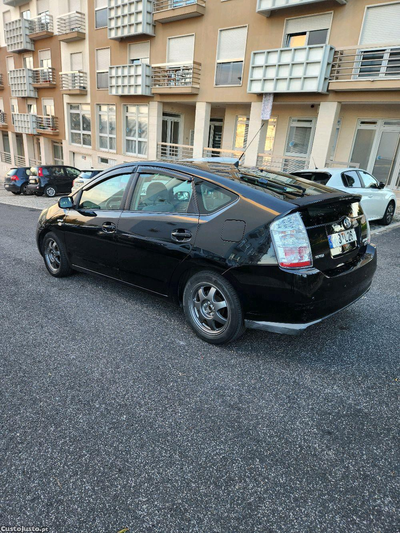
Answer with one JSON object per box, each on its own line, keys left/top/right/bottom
{"left": 3, "top": 167, "right": 31, "bottom": 195}
{"left": 36, "top": 161, "right": 377, "bottom": 344}
{"left": 26, "top": 165, "right": 81, "bottom": 197}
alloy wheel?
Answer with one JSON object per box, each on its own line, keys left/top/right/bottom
{"left": 46, "top": 187, "right": 56, "bottom": 197}
{"left": 189, "top": 283, "right": 230, "bottom": 336}
{"left": 386, "top": 203, "right": 395, "bottom": 224}
{"left": 44, "top": 238, "right": 61, "bottom": 274}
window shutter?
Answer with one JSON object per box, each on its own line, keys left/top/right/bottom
{"left": 71, "top": 52, "right": 83, "bottom": 71}
{"left": 37, "top": 0, "right": 49, "bottom": 13}
{"left": 3, "top": 11, "right": 11, "bottom": 24}
{"left": 217, "top": 27, "right": 247, "bottom": 62}
{"left": 360, "top": 3, "right": 400, "bottom": 45}
{"left": 96, "top": 48, "right": 110, "bottom": 71}
{"left": 167, "top": 35, "right": 195, "bottom": 63}
{"left": 285, "top": 13, "right": 332, "bottom": 35}
{"left": 129, "top": 42, "right": 150, "bottom": 61}
{"left": 38, "top": 49, "right": 51, "bottom": 61}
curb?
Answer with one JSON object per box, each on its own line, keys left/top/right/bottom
{"left": 371, "top": 220, "right": 400, "bottom": 236}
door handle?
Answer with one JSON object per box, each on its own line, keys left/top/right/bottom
{"left": 102, "top": 222, "right": 116, "bottom": 234}
{"left": 171, "top": 229, "right": 192, "bottom": 242}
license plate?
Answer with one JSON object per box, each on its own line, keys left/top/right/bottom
{"left": 328, "top": 228, "right": 357, "bottom": 249}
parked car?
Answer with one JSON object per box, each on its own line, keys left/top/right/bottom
{"left": 292, "top": 168, "right": 397, "bottom": 225}
{"left": 36, "top": 161, "right": 377, "bottom": 345}
{"left": 71, "top": 169, "right": 103, "bottom": 194}
{"left": 3, "top": 167, "right": 31, "bottom": 195}
{"left": 26, "top": 165, "right": 81, "bottom": 197}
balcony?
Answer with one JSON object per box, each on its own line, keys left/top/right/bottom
{"left": 0, "top": 151, "right": 12, "bottom": 164}
{"left": 36, "top": 115, "right": 59, "bottom": 136}
{"left": 329, "top": 45, "right": 400, "bottom": 91}
{"left": 108, "top": 0, "right": 154, "bottom": 39}
{"left": 248, "top": 44, "right": 334, "bottom": 94}
{"left": 28, "top": 13, "right": 54, "bottom": 40}
{"left": 0, "top": 74, "right": 4, "bottom": 90}
{"left": 57, "top": 11, "right": 85, "bottom": 42}
{"left": 32, "top": 68, "right": 57, "bottom": 88}
{"left": 0, "top": 112, "right": 7, "bottom": 128}
{"left": 158, "top": 142, "right": 194, "bottom": 160}
{"left": 60, "top": 71, "right": 88, "bottom": 94}
{"left": 12, "top": 113, "right": 37, "bottom": 134}
{"left": 109, "top": 64, "right": 152, "bottom": 96}
{"left": 3, "top": 0, "right": 28, "bottom": 6}
{"left": 4, "top": 18, "right": 34, "bottom": 53}
{"left": 9, "top": 68, "right": 37, "bottom": 98}
{"left": 154, "top": 0, "right": 206, "bottom": 24}
{"left": 152, "top": 62, "right": 201, "bottom": 94}
{"left": 256, "top": 0, "right": 347, "bottom": 17}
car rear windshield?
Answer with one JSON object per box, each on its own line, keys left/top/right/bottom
{"left": 79, "top": 171, "right": 97, "bottom": 179}
{"left": 6, "top": 169, "right": 18, "bottom": 177}
{"left": 292, "top": 171, "right": 332, "bottom": 185}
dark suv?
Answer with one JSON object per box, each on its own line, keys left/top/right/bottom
{"left": 3, "top": 167, "right": 31, "bottom": 195}
{"left": 26, "top": 166, "right": 81, "bottom": 197}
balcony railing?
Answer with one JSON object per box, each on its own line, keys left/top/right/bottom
{"left": 203, "top": 147, "right": 245, "bottom": 162}
{"left": 57, "top": 11, "right": 85, "bottom": 41}
{"left": 14, "top": 154, "right": 27, "bottom": 167}
{"left": 29, "top": 158, "right": 42, "bottom": 167}
{"left": 60, "top": 71, "right": 88, "bottom": 94}
{"left": 152, "top": 62, "right": 201, "bottom": 93}
{"left": 32, "top": 67, "right": 56, "bottom": 87}
{"left": 248, "top": 44, "right": 334, "bottom": 94}
{"left": 0, "top": 112, "right": 7, "bottom": 126}
{"left": 157, "top": 142, "right": 194, "bottom": 160}
{"left": 256, "top": 0, "right": 347, "bottom": 17}
{"left": 12, "top": 113, "right": 37, "bottom": 134}
{"left": 329, "top": 45, "right": 400, "bottom": 90}
{"left": 154, "top": 0, "right": 206, "bottom": 23}
{"left": 9, "top": 68, "right": 37, "bottom": 98}
{"left": 108, "top": 0, "right": 154, "bottom": 39}
{"left": 28, "top": 13, "right": 54, "bottom": 39}
{"left": 256, "top": 154, "right": 310, "bottom": 174}
{"left": 4, "top": 18, "right": 34, "bottom": 53}
{"left": 109, "top": 63, "right": 152, "bottom": 96}
{"left": 0, "top": 151, "right": 12, "bottom": 165}
{"left": 36, "top": 115, "right": 59, "bottom": 135}
{"left": 0, "top": 74, "right": 3, "bottom": 89}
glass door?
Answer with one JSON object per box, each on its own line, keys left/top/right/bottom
{"left": 162, "top": 113, "right": 181, "bottom": 158}
{"left": 372, "top": 131, "right": 400, "bottom": 186}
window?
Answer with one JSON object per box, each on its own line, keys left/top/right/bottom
{"left": 79, "top": 174, "right": 131, "bottom": 210}
{"left": 195, "top": 180, "right": 237, "bottom": 214}
{"left": 53, "top": 142, "right": 63, "bottom": 165}
{"left": 95, "top": 0, "right": 107, "bottom": 28}
{"left": 69, "top": 104, "right": 91, "bottom": 147}
{"left": 129, "top": 42, "right": 150, "bottom": 65}
{"left": 21, "top": 10, "right": 31, "bottom": 19}
{"left": 167, "top": 35, "right": 194, "bottom": 63}
{"left": 350, "top": 122, "right": 377, "bottom": 170}
{"left": 71, "top": 52, "right": 83, "bottom": 71}
{"left": 96, "top": 48, "right": 110, "bottom": 89}
{"left": 293, "top": 171, "right": 332, "bottom": 185}
{"left": 284, "top": 14, "right": 332, "bottom": 48}
{"left": 360, "top": 3, "right": 400, "bottom": 45}
{"left": 359, "top": 170, "right": 378, "bottom": 188}
{"left": 342, "top": 171, "right": 362, "bottom": 188}
{"left": 264, "top": 117, "right": 277, "bottom": 153}
{"left": 42, "top": 98, "right": 54, "bottom": 116}
{"left": 27, "top": 101, "right": 37, "bottom": 114}
{"left": 99, "top": 156, "right": 117, "bottom": 166}
{"left": 233, "top": 116, "right": 249, "bottom": 151}
{"left": 130, "top": 173, "right": 194, "bottom": 213}
{"left": 38, "top": 49, "right": 51, "bottom": 68}
{"left": 97, "top": 104, "right": 116, "bottom": 152}
{"left": 6, "top": 57, "right": 15, "bottom": 73}
{"left": 215, "top": 26, "right": 247, "bottom": 86}
{"left": 285, "top": 118, "right": 316, "bottom": 157}
{"left": 11, "top": 99, "right": 18, "bottom": 113}
{"left": 23, "top": 56, "right": 33, "bottom": 69}
{"left": 3, "top": 11, "right": 11, "bottom": 26}
{"left": 66, "top": 167, "right": 80, "bottom": 178}
{"left": 124, "top": 105, "right": 148, "bottom": 157}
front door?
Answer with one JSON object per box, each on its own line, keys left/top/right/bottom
{"left": 62, "top": 171, "right": 133, "bottom": 276}
{"left": 162, "top": 113, "right": 181, "bottom": 158}
{"left": 117, "top": 167, "right": 199, "bottom": 295}
{"left": 371, "top": 130, "right": 400, "bottom": 187}
{"left": 208, "top": 119, "right": 223, "bottom": 157}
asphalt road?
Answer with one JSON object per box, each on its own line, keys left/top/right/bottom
{"left": 0, "top": 204, "right": 399, "bottom": 533}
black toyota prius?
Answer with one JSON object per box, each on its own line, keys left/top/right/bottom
{"left": 36, "top": 161, "right": 377, "bottom": 344}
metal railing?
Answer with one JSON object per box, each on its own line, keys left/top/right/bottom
{"left": 330, "top": 45, "right": 400, "bottom": 81}
{"left": 203, "top": 147, "right": 244, "bottom": 161}
{"left": 29, "top": 158, "right": 42, "bottom": 167}
{"left": 0, "top": 73, "right": 3, "bottom": 86}
{"left": 32, "top": 67, "right": 56, "bottom": 85}
{"left": 57, "top": 11, "right": 85, "bottom": 35}
{"left": 327, "top": 160, "right": 360, "bottom": 168}
{"left": 36, "top": 115, "right": 59, "bottom": 133}
{"left": 257, "top": 154, "right": 310, "bottom": 174}
{"left": 0, "top": 112, "right": 7, "bottom": 125}
{"left": 157, "top": 142, "right": 194, "bottom": 160}
{"left": 28, "top": 13, "right": 54, "bottom": 35}
{"left": 60, "top": 70, "right": 87, "bottom": 91}
{"left": 154, "top": 0, "right": 206, "bottom": 12}
{"left": 152, "top": 62, "right": 201, "bottom": 89}
{"left": 0, "top": 152, "right": 12, "bottom": 165}
{"left": 14, "top": 154, "right": 26, "bottom": 167}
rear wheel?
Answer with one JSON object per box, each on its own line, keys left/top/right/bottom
{"left": 11, "top": 191, "right": 21, "bottom": 195}
{"left": 183, "top": 271, "right": 245, "bottom": 345}
{"left": 42, "top": 232, "right": 72, "bottom": 277}
{"left": 44, "top": 185, "right": 57, "bottom": 198}
{"left": 21, "top": 183, "right": 28, "bottom": 195}
{"left": 380, "top": 201, "right": 395, "bottom": 226}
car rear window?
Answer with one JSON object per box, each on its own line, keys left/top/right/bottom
{"left": 79, "top": 171, "right": 97, "bottom": 179}
{"left": 292, "top": 171, "right": 332, "bottom": 185}
{"left": 6, "top": 169, "right": 18, "bottom": 177}
{"left": 195, "top": 180, "right": 237, "bottom": 214}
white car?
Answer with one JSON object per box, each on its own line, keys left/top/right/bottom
{"left": 293, "top": 168, "right": 397, "bottom": 225}
{"left": 71, "top": 169, "right": 103, "bottom": 194}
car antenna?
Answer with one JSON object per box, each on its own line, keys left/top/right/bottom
{"left": 311, "top": 156, "right": 318, "bottom": 170}
{"left": 237, "top": 122, "right": 267, "bottom": 167}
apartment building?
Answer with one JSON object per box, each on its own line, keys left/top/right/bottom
{"left": 0, "top": 0, "right": 400, "bottom": 189}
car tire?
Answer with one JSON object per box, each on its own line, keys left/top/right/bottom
{"left": 183, "top": 270, "right": 245, "bottom": 345}
{"left": 42, "top": 232, "right": 73, "bottom": 278}
{"left": 21, "top": 183, "right": 28, "bottom": 195}
{"left": 380, "top": 201, "right": 395, "bottom": 226}
{"left": 11, "top": 191, "right": 21, "bottom": 195}
{"left": 44, "top": 185, "right": 57, "bottom": 198}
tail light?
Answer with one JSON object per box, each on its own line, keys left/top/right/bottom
{"left": 10, "top": 175, "right": 18, "bottom": 182}
{"left": 271, "top": 212, "right": 313, "bottom": 269}
{"left": 38, "top": 167, "right": 43, "bottom": 177}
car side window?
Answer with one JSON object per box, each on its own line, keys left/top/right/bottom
{"left": 79, "top": 174, "right": 131, "bottom": 210}
{"left": 52, "top": 167, "right": 65, "bottom": 179}
{"left": 195, "top": 180, "right": 237, "bottom": 214}
{"left": 341, "top": 171, "right": 362, "bottom": 188}
{"left": 66, "top": 167, "right": 80, "bottom": 178}
{"left": 358, "top": 170, "right": 378, "bottom": 188}
{"left": 130, "top": 173, "right": 194, "bottom": 213}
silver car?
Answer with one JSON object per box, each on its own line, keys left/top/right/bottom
{"left": 71, "top": 169, "right": 103, "bottom": 194}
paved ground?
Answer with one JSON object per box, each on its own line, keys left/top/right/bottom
{"left": 0, "top": 204, "right": 399, "bottom": 533}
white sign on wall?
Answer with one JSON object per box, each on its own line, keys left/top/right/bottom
{"left": 261, "top": 94, "right": 274, "bottom": 121}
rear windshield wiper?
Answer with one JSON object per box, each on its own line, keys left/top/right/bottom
{"left": 239, "top": 174, "right": 306, "bottom": 197}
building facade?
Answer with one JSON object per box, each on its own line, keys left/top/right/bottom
{"left": 0, "top": 0, "right": 400, "bottom": 189}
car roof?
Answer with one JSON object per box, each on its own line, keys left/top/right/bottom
{"left": 296, "top": 167, "right": 363, "bottom": 173}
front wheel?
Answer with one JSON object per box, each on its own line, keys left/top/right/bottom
{"left": 21, "top": 183, "right": 28, "bottom": 195}
{"left": 380, "top": 201, "right": 395, "bottom": 226}
{"left": 183, "top": 271, "right": 245, "bottom": 345}
{"left": 42, "top": 232, "right": 73, "bottom": 277}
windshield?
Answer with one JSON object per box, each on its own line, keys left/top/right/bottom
{"left": 79, "top": 171, "right": 97, "bottom": 179}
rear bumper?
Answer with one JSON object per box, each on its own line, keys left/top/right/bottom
{"left": 4, "top": 183, "right": 20, "bottom": 193}
{"left": 230, "top": 244, "right": 377, "bottom": 329}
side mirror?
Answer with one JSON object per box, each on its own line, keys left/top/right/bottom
{"left": 378, "top": 182, "right": 385, "bottom": 189}
{"left": 58, "top": 196, "right": 73, "bottom": 209}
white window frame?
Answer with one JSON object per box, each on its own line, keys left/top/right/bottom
{"left": 233, "top": 115, "right": 249, "bottom": 151}
{"left": 97, "top": 104, "right": 116, "bottom": 153}
{"left": 69, "top": 104, "right": 92, "bottom": 148}
{"left": 215, "top": 25, "right": 248, "bottom": 88}
{"left": 166, "top": 33, "right": 195, "bottom": 64}
{"left": 282, "top": 12, "right": 333, "bottom": 48}
{"left": 128, "top": 41, "right": 150, "bottom": 65}
{"left": 95, "top": 0, "right": 107, "bottom": 29}
{"left": 96, "top": 47, "right": 110, "bottom": 90}
{"left": 123, "top": 105, "right": 148, "bottom": 158}
{"left": 284, "top": 117, "right": 317, "bottom": 159}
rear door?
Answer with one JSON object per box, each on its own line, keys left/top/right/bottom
{"left": 65, "top": 166, "right": 81, "bottom": 192}
{"left": 357, "top": 170, "right": 386, "bottom": 219}
{"left": 117, "top": 166, "right": 199, "bottom": 295}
